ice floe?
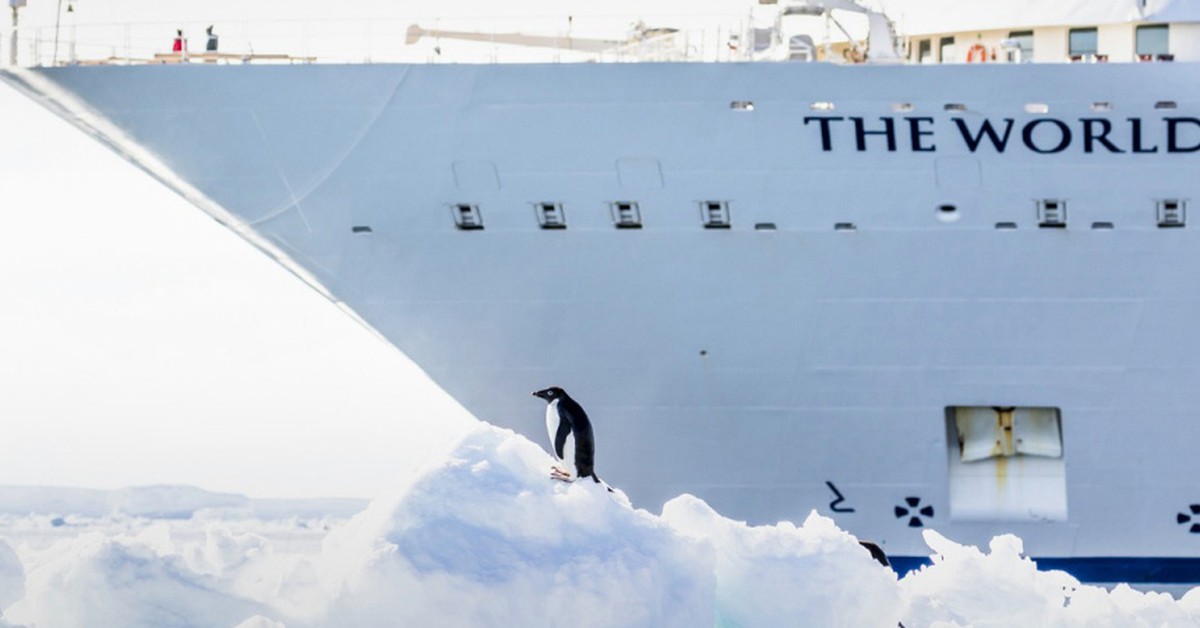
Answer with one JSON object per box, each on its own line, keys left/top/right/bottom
{"left": 0, "top": 424, "right": 1197, "bottom": 627}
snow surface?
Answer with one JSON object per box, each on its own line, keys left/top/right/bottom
{"left": 1, "top": 425, "right": 1199, "bottom": 627}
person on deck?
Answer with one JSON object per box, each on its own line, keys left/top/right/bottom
{"left": 172, "top": 29, "right": 185, "bottom": 53}
{"left": 205, "top": 26, "right": 219, "bottom": 52}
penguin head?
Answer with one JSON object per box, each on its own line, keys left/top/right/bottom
{"left": 532, "top": 386, "right": 567, "bottom": 402}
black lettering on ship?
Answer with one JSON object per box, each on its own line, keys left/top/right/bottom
{"left": 803, "top": 115, "right": 1200, "bottom": 155}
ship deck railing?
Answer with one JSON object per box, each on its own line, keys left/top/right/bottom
{"left": 1, "top": 14, "right": 774, "bottom": 68}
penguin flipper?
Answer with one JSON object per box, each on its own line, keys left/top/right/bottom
{"left": 553, "top": 418, "right": 572, "bottom": 461}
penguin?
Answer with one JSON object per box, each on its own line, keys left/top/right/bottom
{"left": 532, "top": 386, "right": 601, "bottom": 484}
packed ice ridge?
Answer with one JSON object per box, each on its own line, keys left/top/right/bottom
{"left": 0, "top": 424, "right": 1198, "bottom": 627}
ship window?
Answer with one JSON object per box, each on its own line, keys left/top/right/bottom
{"left": 834, "top": 222, "right": 857, "bottom": 231}
{"left": 730, "top": 100, "right": 755, "bottom": 111}
{"left": 938, "top": 36, "right": 956, "bottom": 63}
{"left": 1037, "top": 199, "right": 1066, "bottom": 228}
{"left": 1006, "top": 30, "right": 1033, "bottom": 63}
{"left": 1092, "top": 221, "right": 1114, "bottom": 230}
{"left": 611, "top": 201, "right": 642, "bottom": 229}
{"left": 1024, "top": 103, "right": 1049, "bottom": 114}
{"left": 754, "top": 222, "right": 777, "bottom": 231}
{"left": 995, "top": 222, "right": 1017, "bottom": 229}
{"left": 810, "top": 101, "right": 835, "bottom": 111}
{"left": 892, "top": 102, "right": 914, "bottom": 112}
{"left": 1136, "top": 24, "right": 1169, "bottom": 59}
{"left": 351, "top": 225, "right": 373, "bottom": 234}
{"left": 917, "top": 39, "right": 932, "bottom": 63}
{"left": 535, "top": 202, "right": 566, "bottom": 229}
{"left": 1155, "top": 100, "right": 1177, "bottom": 110}
{"left": 1158, "top": 199, "right": 1186, "bottom": 228}
{"left": 943, "top": 103, "right": 967, "bottom": 112}
{"left": 452, "top": 204, "right": 483, "bottom": 230}
{"left": 1068, "top": 27, "right": 1098, "bottom": 60}
{"left": 701, "top": 201, "right": 731, "bottom": 229}
{"left": 1091, "top": 102, "right": 1113, "bottom": 112}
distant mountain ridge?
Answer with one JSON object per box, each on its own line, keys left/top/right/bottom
{"left": 0, "top": 485, "right": 367, "bottom": 520}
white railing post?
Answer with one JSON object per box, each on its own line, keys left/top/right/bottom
{"left": 8, "top": 4, "right": 16, "bottom": 67}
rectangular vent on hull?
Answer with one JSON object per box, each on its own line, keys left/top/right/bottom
{"left": 535, "top": 202, "right": 566, "bottom": 229}
{"left": 954, "top": 406, "right": 1063, "bottom": 462}
{"left": 1037, "top": 200, "right": 1066, "bottom": 228}
{"left": 611, "top": 201, "right": 642, "bottom": 229}
{"left": 946, "top": 406, "right": 1067, "bottom": 522}
{"left": 452, "top": 204, "right": 483, "bottom": 230}
{"left": 1158, "top": 199, "right": 1186, "bottom": 228}
{"left": 701, "top": 201, "right": 731, "bottom": 229}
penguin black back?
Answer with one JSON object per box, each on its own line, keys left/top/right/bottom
{"left": 560, "top": 393, "right": 597, "bottom": 482}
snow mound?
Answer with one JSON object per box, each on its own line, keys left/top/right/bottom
{"left": 1, "top": 424, "right": 1198, "bottom": 627}
{"left": 7, "top": 531, "right": 272, "bottom": 628}
{"left": 316, "top": 425, "right": 715, "bottom": 627}
{"left": 0, "top": 539, "right": 23, "bottom": 610}
{"left": 902, "top": 530, "right": 1200, "bottom": 627}
{"left": 233, "top": 617, "right": 287, "bottom": 628}
{"left": 663, "top": 495, "right": 902, "bottom": 626}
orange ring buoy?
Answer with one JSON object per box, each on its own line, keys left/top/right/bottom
{"left": 966, "top": 43, "right": 988, "bottom": 63}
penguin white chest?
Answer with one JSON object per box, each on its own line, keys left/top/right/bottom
{"left": 545, "top": 399, "right": 576, "bottom": 475}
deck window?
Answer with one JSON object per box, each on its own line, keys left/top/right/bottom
{"left": 1136, "top": 24, "right": 1169, "bottom": 58}
{"left": 1068, "top": 27, "right": 1098, "bottom": 58}
{"left": 917, "top": 39, "right": 932, "bottom": 63}
{"left": 938, "top": 36, "right": 956, "bottom": 63}
{"left": 1007, "top": 30, "right": 1033, "bottom": 63}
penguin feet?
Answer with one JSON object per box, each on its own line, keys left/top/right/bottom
{"left": 550, "top": 466, "right": 573, "bottom": 482}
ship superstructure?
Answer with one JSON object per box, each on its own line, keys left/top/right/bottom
{"left": 4, "top": 0, "right": 1200, "bottom": 585}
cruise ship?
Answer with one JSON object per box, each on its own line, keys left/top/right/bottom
{"left": 4, "top": 0, "right": 1200, "bottom": 585}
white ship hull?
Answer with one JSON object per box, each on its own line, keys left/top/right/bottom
{"left": 7, "top": 61, "right": 1200, "bottom": 583}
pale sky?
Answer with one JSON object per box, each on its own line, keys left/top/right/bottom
{"left": 0, "top": 81, "right": 481, "bottom": 499}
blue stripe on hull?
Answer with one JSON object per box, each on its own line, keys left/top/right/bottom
{"left": 890, "top": 556, "right": 1200, "bottom": 584}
